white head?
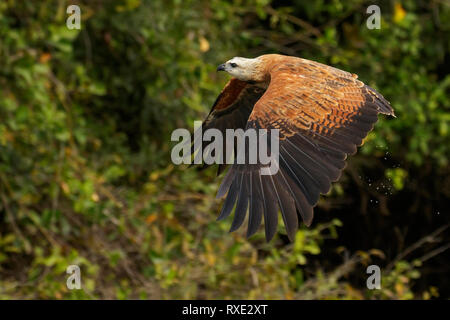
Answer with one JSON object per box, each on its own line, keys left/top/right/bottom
{"left": 217, "top": 57, "right": 262, "bottom": 82}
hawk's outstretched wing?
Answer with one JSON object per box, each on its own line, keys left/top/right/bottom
{"left": 192, "top": 78, "right": 265, "bottom": 175}
{"left": 200, "top": 57, "right": 394, "bottom": 241}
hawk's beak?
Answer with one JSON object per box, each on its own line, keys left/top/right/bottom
{"left": 217, "top": 63, "right": 226, "bottom": 72}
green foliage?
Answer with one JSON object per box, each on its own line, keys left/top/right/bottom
{"left": 0, "top": 0, "right": 448, "bottom": 299}
{"left": 385, "top": 168, "right": 407, "bottom": 190}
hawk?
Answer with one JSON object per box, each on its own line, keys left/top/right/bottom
{"left": 195, "top": 54, "right": 394, "bottom": 241}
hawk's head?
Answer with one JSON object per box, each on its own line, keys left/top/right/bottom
{"left": 217, "top": 57, "right": 264, "bottom": 82}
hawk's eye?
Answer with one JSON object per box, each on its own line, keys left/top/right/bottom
{"left": 230, "top": 63, "right": 238, "bottom": 68}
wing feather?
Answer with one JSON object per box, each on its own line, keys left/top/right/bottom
{"left": 247, "top": 171, "right": 263, "bottom": 238}
{"left": 229, "top": 172, "right": 249, "bottom": 232}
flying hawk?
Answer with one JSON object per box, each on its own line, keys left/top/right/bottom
{"left": 195, "top": 54, "right": 394, "bottom": 241}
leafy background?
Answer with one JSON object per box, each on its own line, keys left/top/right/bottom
{"left": 0, "top": 0, "right": 449, "bottom": 299}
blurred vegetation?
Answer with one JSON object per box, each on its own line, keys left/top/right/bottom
{"left": 0, "top": 0, "right": 449, "bottom": 299}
